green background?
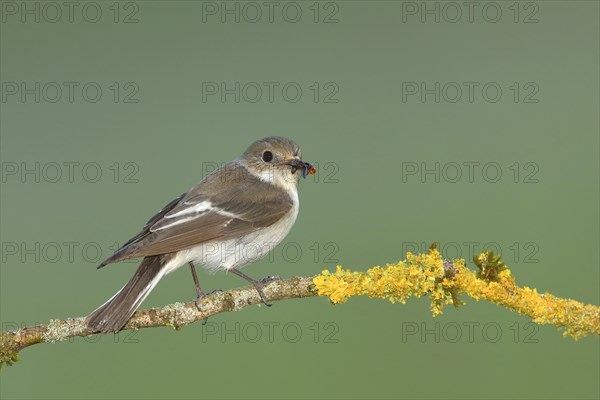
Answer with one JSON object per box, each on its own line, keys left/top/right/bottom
{"left": 1, "top": 1, "right": 598, "bottom": 399}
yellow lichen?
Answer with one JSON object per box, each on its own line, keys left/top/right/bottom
{"left": 313, "top": 249, "right": 600, "bottom": 340}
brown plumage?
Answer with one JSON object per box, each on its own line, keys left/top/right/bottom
{"left": 86, "top": 136, "right": 312, "bottom": 333}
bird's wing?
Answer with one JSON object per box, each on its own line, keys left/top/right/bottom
{"left": 99, "top": 162, "right": 293, "bottom": 266}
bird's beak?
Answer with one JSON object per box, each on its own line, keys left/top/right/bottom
{"left": 286, "top": 159, "right": 316, "bottom": 179}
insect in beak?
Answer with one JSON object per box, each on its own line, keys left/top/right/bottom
{"left": 287, "top": 159, "right": 316, "bottom": 178}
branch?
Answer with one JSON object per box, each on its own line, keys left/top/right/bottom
{"left": 0, "top": 276, "right": 318, "bottom": 368}
{"left": 2, "top": 249, "right": 599, "bottom": 369}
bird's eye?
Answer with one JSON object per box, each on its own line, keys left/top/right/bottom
{"left": 262, "top": 151, "right": 273, "bottom": 162}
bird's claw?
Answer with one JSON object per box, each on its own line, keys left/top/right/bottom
{"left": 259, "top": 275, "right": 281, "bottom": 284}
{"left": 193, "top": 289, "right": 223, "bottom": 324}
{"left": 254, "top": 284, "right": 272, "bottom": 307}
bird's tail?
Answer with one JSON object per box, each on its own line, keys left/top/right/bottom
{"left": 86, "top": 254, "right": 172, "bottom": 333}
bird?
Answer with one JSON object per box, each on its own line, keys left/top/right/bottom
{"left": 86, "top": 136, "right": 315, "bottom": 333}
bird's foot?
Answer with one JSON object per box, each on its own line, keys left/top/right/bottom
{"left": 259, "top": 275, "right": 281, "bottom": 284}
{"left": 193, "top": 289, "right": 223, "bottom": 324}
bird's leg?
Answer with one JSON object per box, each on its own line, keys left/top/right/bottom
{"left": 188, "top": 261, "right": 205, "bottom": 309}
{"left": 189, "top": 262, "right": 224, "bottom": 325}
{"left": 230, "top": 268, "right": 274, "bottom": 306}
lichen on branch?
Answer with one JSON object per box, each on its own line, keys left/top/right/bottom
{"left": 1, "top": 249, "right": 599, "bottom": 370}
{"left": 312, "top": 248, "right": 600, "bottom": 340}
